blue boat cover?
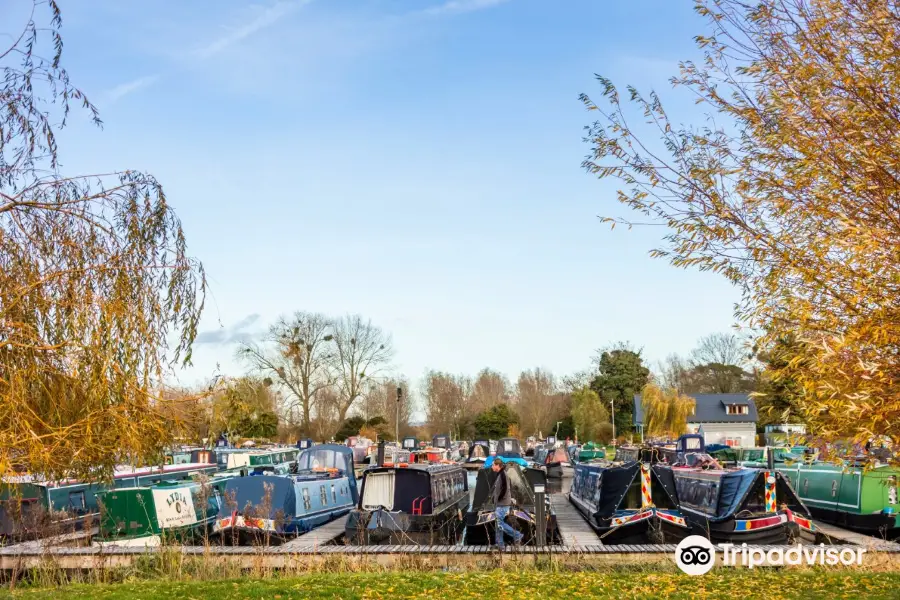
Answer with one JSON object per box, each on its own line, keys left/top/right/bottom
{"left": 713, "top": 469, "right": 758, "bottom": 522}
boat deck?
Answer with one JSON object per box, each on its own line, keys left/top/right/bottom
{"left": 550, "top": 492, "right": 602, "bottom": 547}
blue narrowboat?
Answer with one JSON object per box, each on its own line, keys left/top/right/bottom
{"left": 212, "top": 444, "right": 357, "bottom": 544}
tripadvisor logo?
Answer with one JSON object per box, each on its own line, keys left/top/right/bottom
{"left": 676, "top": 535, "right": 868, "bottom": 574}
{"left": 676, "top": 536, "right": 716, "bottom": 576}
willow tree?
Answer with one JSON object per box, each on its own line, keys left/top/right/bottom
{"left": 641, "top": 384, "right": 695, "bottom": 440}
{"left": 570, "top": 387, "right": 613, "bottom": 444}
{"left": 582, "top": 0, "right": 900, "bottom": 444}
{"left": 0, "top": 2, "right": 205, "bottom": 479}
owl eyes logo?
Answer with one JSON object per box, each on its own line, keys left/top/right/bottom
{"left": 676, "top": 535, "right": 716, "bottom": 575}
{"left": 680, "top": 546, "right": 711, "bottom": 566}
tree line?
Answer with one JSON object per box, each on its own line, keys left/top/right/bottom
{"left": 171, "top": 325, "right": 795, "bottom": 445}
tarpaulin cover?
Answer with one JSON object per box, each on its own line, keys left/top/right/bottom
{"left": 674, "top": 469, "right": 759, "bottom": 522}
{"left": 472, "top": 463, "right": 535, "bottom": 510}
{"left": 596, "top": 462, "right": 640, "bottom": 519}
{"left": 715, "top": 470, "right": 759, "bottom": 520}
{"left": 651, "top": 464, "right": 680, "bottom": 508}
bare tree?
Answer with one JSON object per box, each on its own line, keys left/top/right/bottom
{"left": 310, "top": 386, "right": 342, "bottom": 441}
{"left": 657, "top": 354, "right": 691, "bottom": 392}
{"left": 362, "top": 377, "right": 415, "bottom": 439}
{"left": 690, "top": 333, "right": 749, "bottom": 367}
{"left": 330, "top": 315, "right": 394, "bottom": 423}
{"left": 515, "top": 368, "right": 561, "bottom": 437}
{"left": 469, "top": 368, "right": 511, "bottom": 412}
{"left": 423, "top": 371, "right": 473, "bottom": 438}
{"left": 237, "top": 312, "right": 334, "bottom": 436}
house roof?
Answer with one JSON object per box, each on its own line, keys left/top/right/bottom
{"left": 633, "top": 393, "right": 758, "bottom": 426}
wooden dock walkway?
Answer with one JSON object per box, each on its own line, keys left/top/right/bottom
{"left": 550, "top": 492, "right": 602, "bottom": 548}
{"left": 812, "top": 520, "right": 900, "bottom": 551}
{"left": 281, "top": 515, "right": 349, "bottom": 549}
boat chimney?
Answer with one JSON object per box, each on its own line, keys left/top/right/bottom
{"left": 767, "top": 446, "right": 775, "bottom": 470}
{"left": 377, "top": 440, "right": 386, "bottom": 467}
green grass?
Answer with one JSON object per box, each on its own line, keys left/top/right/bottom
{"left": 4, "top": 570, "right": 900, "bottom": 599}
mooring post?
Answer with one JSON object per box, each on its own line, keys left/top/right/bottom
{"left": 534, "top": 482, "right": 546, "bottom": 547}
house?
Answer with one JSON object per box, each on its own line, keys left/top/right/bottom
{"left": 633, "top": 393, "right": 758, "bottom": 447}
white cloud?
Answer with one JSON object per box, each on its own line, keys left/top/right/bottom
{"left": 106, "top": 75, "right": 160, "bottom": 103}
{"left": 194, "top": 0, "right": 309, "bottom": 59}
{"left": 420, "top": 0, "right": 511, "bottom": 17}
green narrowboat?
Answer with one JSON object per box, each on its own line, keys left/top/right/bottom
{"left": 576, "top": 442, "right": 607, "bottom": 462}
{"left": 775, "top": 461, "right": 900, "bottom": 539}
{"left": 95, "top": 479, "right": 222, "bottom": 546}
{"left": 0, "top": 462, "right": 218, "bottom": 540}
{"left": 218, "top": 448, "right": 299, "bottom": 471}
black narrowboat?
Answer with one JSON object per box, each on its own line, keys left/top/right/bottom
{"left": 569, "top": 459, "right": 689, "bottom": 544}
{"left": 659, "top": 460, "right": 815, "bottom": 544}
{"left": 345, "top": 464, "right": 468, "bottom": 544}
{"left": 465, "top": 462, "right": 557, "bottom": 546}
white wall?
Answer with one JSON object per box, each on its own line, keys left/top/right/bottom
{"left": 687, "top": 422, "right": 757, "bottom": 447}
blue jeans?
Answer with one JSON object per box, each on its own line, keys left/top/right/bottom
{"left": 494, "top": 505, "right": 521, "bottom": 546}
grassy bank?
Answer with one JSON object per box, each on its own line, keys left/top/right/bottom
{"left": 3, "top": 570, "right": 900, "bottom": 599}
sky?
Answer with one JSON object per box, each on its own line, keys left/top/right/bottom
{"left": 3, "top": 0, "right": 742, "bottom": 391}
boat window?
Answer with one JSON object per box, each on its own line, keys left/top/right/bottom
{"left": 302, "top": 488, "right": 312, "bottom": 510}
{"left": 332, "top": 484, "right": 337, "bottom": 503}
{"left": 831, "top": 480, "right": 838, "bottom": 497}
{"left": 68, "top": 491, "right": 86, "bottom": 513}
{"left": 804, "top": 479, "right": 808, "bottom": 495}
{"left": 320, "top": 485, "right": 328, "bottom": 506}
{"left": 362, "top": 472, "right": 395, "bottom": 510}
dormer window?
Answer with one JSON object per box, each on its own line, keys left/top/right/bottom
{"left": 726, "top": 404, "right": 749, "bottom": 415}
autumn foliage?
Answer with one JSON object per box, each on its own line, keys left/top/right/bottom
{"left": 582, "top": 0, "right": 900, "bottom": 445}
{"left": 0, "top": 3, "right": 205, "bottom": 479}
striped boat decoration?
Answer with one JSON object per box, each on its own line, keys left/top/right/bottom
{"left": 655, "top": 509, "right": 687, "bottom": 528}
{"left": 611, "top": 509, "right": 653, "bottom": 526}
{"left": 733, "top": 514, "right": 788, "bottom": 532}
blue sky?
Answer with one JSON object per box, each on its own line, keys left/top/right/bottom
{"left": 9, "top": 0, "right": 741, "bottom": 389}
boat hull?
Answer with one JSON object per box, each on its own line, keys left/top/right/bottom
{"left": 345, "top": 495, "right": 468, "bottom": 545}
{"left": 463, "top": 508, "right": 557, "bottom": 546}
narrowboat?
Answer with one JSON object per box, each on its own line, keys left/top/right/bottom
{"left": 345, "top": 463, "right": 468, "bottom": 544}
{"left": 0, "top": 462, "right": 219, "bottom": 540}
{"left": 465, "top": 462, "right": 557, "bottom": 546}
{"left": 219, "top": 447, "right": 299, "bottom": 472}
{"left": 774, "top": 459, "right": 900, "bottom": 539}
{"left": 533, "top": 445, "right": 567, "bottom": 479}
{"left": 212, "top": 444, "right": 357, "bottom": 544}
{"left": 659, "top": 460, "right": 815, "bottom": 544}
{"left": 345, "top": 436, "right": 375, "bottom": 465}
{"left": 465, "top": 440, "right": 491, "bottom": 470}
{"left": 483, "top": 437, "right": 529, "bottom": 469}
{"left": 569, "top": 459, "right": 689, "bottom": 544}
{"left": 95, "top": 479, "right": 222, "bottom": 547}
{"left": 410, "top": 436, "right": 450, "bottom": 464}
{"left": 575, "top": 442, "right": 606, "bottom": 463}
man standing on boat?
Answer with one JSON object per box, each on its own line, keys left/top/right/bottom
{"left": 491, "top": 458, "right": 524, "bottom": 547}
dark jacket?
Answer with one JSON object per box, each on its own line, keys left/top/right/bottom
{"left": 492, "top": 468, "right": 512, "bottom": 506}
